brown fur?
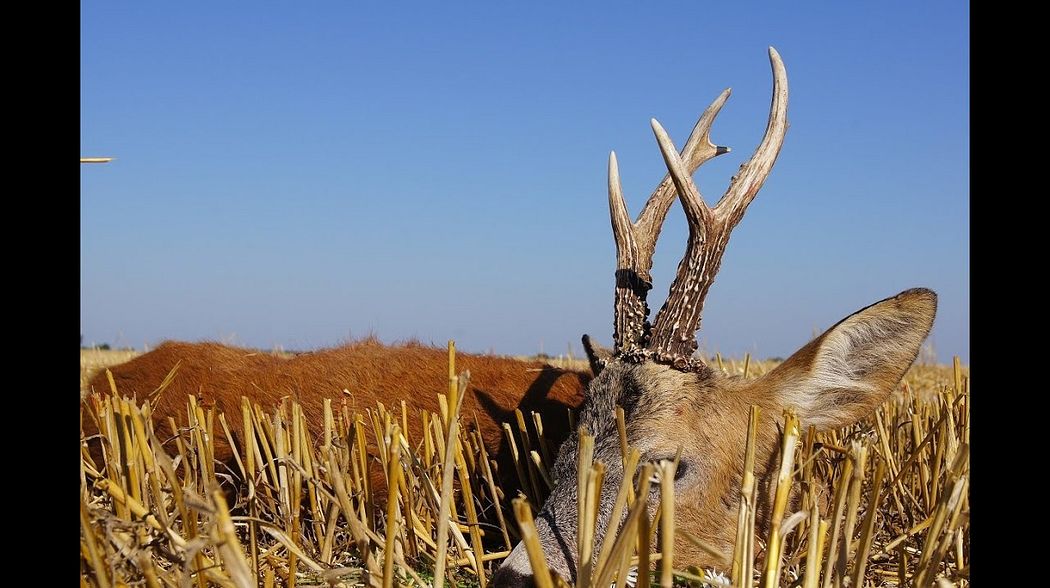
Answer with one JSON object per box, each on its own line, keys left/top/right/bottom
{"left": 83, "top": 338, "right": 590, "bottom": 493}
{"left": 620, "top": 367, "right": 815, "bottom": 568}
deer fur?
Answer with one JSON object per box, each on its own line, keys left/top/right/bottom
{"left": 82, "top": 338, "right": 590, "bottom": 493}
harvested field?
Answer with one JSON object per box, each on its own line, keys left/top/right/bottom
{"left": 80, "top": 347, "right": 969, "bottom": 587}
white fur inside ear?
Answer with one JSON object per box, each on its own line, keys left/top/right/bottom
{"left": 766, "top": 289, "right": 935, "bottom": 431}
{"left": 779, "top": 305, "right": 924, "bottom": 430}
{"left": 811, "top": 311, "right": 914, "bottom": 391}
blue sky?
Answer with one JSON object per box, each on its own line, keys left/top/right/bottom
{"left": 81, "top": 2, "right": 969, "bottom": 363}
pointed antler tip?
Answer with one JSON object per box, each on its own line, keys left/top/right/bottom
{"left": 768, "top": 47, "right": 786, "bottom": 73}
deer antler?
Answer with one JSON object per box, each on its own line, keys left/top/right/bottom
{"left": 645, "top": 47, "right": 789, "bottom": 371}
{"left": 609, "top": 89, "right": 732, "bottom": 356}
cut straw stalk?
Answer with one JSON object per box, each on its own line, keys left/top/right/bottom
{"left": 517, "top": 408, "right": 544, "bottom": 505}
{"left": 325, "top": 444, "right": 382, "bottom": 577}
{"left": 802, "top": 504, "right": 827, "bottom": 588}
{"left": 454, "top": 424, "right": 488, "bottom": 586}
{"left": 383, "top": 424, "right": 403, "bottom": 588}
{"left": 448, "top": 340, "right": 457, "bottom": 420}
{"left": 761, "top": 410, "right": 800, "bottom": 588}
{"left": 530, "top": 450, "right": 554, "bottom": 489}
{"left": 80, "top": 496, "right": 111, "bottom": 588}
{"left": 636, "top": 502, "right": 652, "bottom": 588}
{"left": 432, "top": 372, "right": 471, "bottom": 586}
{"left": 503, "top": 422, "right": 534, "bottom": 505}
{"left": 594, "top": 448, "right": 642, "bottom": 575}
{"left": 396, "top": 427, "right": 421, "bottom": 561}
{"left": 592, "top": 463, "right": 655, "bottom": 588}
{"left": 289, "top": 402, "right": 304, "bottom": 588}
{"left": 477, "top": 437, "right": 514, "bottom": 550}
{"left": 821, "top": 450, "right": 854, "bottom": 588}
{"left": 850, "top": 457, "right": 886, "bottom": 587}
{"left": 576, "top": 427, "right": 597, "bottom": 588}
{"left": 915, "top": 462, "right": 969, "bottom": 587}
{"left": 659, "top": 460, "right": 675, "bottom": 588}
{"left": 512, "top": 498, "right": 555, "bottom": 588}
{"left": 532, "top": 411, "right": 555, "bottom": 467}
{"left": 835, "top": 441, "right": 869, "bottom": 587}
{"left": 211, "top": 488, "right": 255, "bottom": 588}
{"left": 136, "top": 552, "right": 162, "bottom": 588}
{"left": 732, "top": 405, "right": 760, "bottom": 587}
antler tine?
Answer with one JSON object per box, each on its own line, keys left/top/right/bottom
{"left": 647, "top": 120, "right": 724, "bottom": 370}
{"left": 608, "top": 90, "right": 733, "bottom": 354}
{"left": 650, "top": 119, "right": 714, "bottom": 237}
{"left": 608, "top": 152, "right": 634, "bottom": 267}
{"left": 647, "top": 47, "right": 789, "bottom": 371}
{"left": 609, "top": 151, "right": 651, "bottom": 353}
{"left": 713, "top": 47, "right": 789, "bottom": 229}
{"left": 633, "top": 88, "right": 733, "bottom": 267}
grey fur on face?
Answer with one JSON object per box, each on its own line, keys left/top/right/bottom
{"left": 525, "top": 362, "right": 693, "bottom": 581}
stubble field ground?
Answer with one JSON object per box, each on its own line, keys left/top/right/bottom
{"left": 80, "top": 345, "right": 969, "bottom": 587}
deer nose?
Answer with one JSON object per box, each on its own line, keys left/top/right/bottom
{"left": 493, "top": 511, "right": 577, "bottom": 585}
{"left": 490, "top": 565, "right": 531, "bottom": 587}
{"left": 491, "top": 543, "right": 533, "bottom": 587}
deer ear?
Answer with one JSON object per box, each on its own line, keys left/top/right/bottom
{"left": 760, "top": 288, "right": 937, "bottom": 431}
{"left": 582, "top": 334, "right": 613, "bottom": 376}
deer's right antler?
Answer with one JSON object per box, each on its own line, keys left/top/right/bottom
{"left": 609, "top": 47, "right": 789, "bottom": 371}
{"left": 609, "top": 88, "right": 732, "bottom": 357}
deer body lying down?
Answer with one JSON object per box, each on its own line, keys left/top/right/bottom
{"left": 83, "top": 338, "right": 590, "bottom": 491}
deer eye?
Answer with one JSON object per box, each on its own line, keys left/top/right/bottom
{"left": 673, "top": 461, "right": 689, "bottom": 481}
{"left": 645, "top": 458, "right": 689, "bottom": 483}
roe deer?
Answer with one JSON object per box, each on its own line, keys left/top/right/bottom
{"left": 492, "top": 47, "right": 936, "bottom": 584}
{"left": 82, "top": 338, "right": 590, "bottom": 493}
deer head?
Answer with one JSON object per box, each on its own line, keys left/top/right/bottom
{"left": 492, "top": 48, "right": 937, "bottom": 585}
